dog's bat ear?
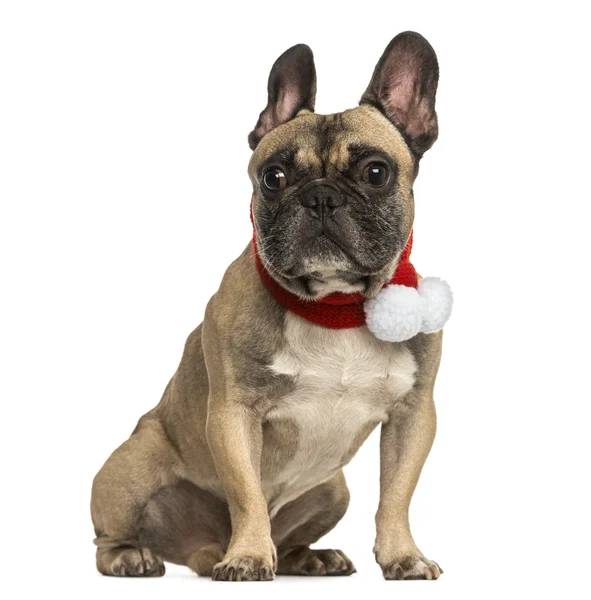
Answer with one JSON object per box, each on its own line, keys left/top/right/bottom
{"left": 248, "top": 44, "right": 316, "bottom": 150}
{"left": 361, "top": 32, "right": 439, "bottom": 157}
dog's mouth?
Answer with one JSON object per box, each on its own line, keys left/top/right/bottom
{"left": 269, "top": 236, "right": 374, "bottom": 297}
{"left": 256, "top": 226, "right": 400, "bottom": 299}
{"left": 308, "top": 271, "right": 370, "bottom": 295}
{"left": 260, "top": 243, "right": 393, "bottom": 299}
{"left": 281, "top": 234, "right": 379, "bottom": 280}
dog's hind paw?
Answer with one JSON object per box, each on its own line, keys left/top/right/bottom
{"left": 99, "top": 547, "right": 165, "bottom": 577}
{"left": 278, "top": 547, "right": 356, "bottom": 576}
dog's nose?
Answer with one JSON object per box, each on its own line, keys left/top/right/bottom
{"left": 300, "top": 185, "right": 345, "bottom": 218}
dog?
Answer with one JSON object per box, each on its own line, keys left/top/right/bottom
{"left": 91, "top": 31, "right": 445, "bottom": 582}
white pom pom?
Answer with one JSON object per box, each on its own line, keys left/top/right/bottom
{"left": 364, "top": 278, "right": 453, "bottom": 343}
{"left": 365, "top": 284, "right": 422, "bottom": 342}
{"left": 418, "top": 277, "right": 453, "bottom": 334}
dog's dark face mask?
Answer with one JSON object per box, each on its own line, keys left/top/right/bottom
{"left": 248, "top": 32, "right": 439, "bottom": 299}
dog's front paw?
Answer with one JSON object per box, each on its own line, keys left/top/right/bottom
{"left": 381, "top": 555, "right": 442, "bottom": 580}
{"left": 212, "top": 554, "right": 275, "bottom": 582}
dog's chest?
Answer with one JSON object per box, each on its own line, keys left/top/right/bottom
{"left": 263, "top": 313, "right": 416, "bottom": 506}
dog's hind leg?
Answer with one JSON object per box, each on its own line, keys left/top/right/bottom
{"left": 91, "top": 418, "right": 182, "bottom": 576}
{"left": 271, "top": 470, "right": 355, "bottom": 576}
{"left": 138, "top": 479, "right": 232, "bottom": 577}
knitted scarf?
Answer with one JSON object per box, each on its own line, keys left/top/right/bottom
{"left": 252, "top": 231, "right": 418, "bottom": 329}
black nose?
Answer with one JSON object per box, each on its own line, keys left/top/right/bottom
{"left": 300, "top": 185, "right": 345, "bottom": 218}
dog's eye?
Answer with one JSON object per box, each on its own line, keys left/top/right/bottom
{"left": 263, "top": 168, "right": 287, "bottom": 191}
{"left": 362, "top": 163, "right": 389, "bottom": 187}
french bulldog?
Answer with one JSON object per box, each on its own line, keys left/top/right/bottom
{"left": 91, "top": 31, "right": 445, "bottom": 581}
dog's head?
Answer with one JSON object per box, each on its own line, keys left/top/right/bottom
{"left": 248, "top": 32, "right": 439, "bottom": 299}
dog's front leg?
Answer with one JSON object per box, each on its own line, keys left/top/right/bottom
{"left": 206, "top": 400, "right": 275, "bottom": 581}
{"left": 374, "top": 390, "right": 442, "bottom": 580}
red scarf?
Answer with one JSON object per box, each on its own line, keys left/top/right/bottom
{"left": 252, "top": 230, "right": 418, "bottom": 329}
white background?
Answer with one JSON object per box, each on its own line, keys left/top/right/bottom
{"left": 1, "top": 1, "right": 590, "bottom": 598}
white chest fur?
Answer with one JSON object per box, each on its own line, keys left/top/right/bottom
{"left": 264, "top": 312, "right": 417, "bottom": 512}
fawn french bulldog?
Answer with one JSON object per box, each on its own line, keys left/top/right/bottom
{"left": 91, "top": 31, "right": 449, "bottom": 581}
